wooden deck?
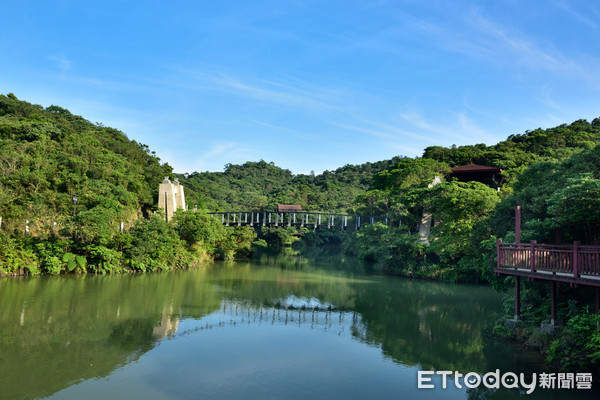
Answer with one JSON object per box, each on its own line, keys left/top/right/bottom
{"left": 495, "top": 240, "right": 600, "bottom": 287}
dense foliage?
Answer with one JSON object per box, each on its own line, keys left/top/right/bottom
{"left": 1, "top": 93, "right": 598, "bottom": 371}
{"left": 0, "top": 94, "right": 255, "bottom": 275}
{"left": 179, "top": 158, "right": 403, "bottom": 213}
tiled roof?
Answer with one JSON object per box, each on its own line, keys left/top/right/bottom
{"left": 450, "top": 164, "right": 501, "bottom": 173}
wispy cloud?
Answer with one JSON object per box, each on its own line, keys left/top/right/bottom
{"left": 553, "top": 1, "right": 599, "bottom": 29}
{"left": 48, "top": 55, "right": 71, "bottom": 78}
{"left": 398, "top": 109, "right": 473, "bottom": 142}
{"left": 176, "top": 67, "right": 347, "bottom": 113}
{"left": 248, "top": 119, "right": 322, "bottom": 141}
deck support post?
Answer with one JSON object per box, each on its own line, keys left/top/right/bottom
{"left": 595, "top": 287, "right": 600, "bottom": 314}
{"left": 531, "top": 240, "right": 537, "bottom": 272}
{"left": 497, "top": 239, "right": 502, "bottom": 269}
{"left": 573, "top": 241, "right": 580, "bottom": 279}
{"left": 550, "top": 281, "right": 557, "bottom": 325}
{"left": 514, "top": 276, "right": 521, "bottom": 320}
{"left": 226, "top": 213, "right": 230, "bottom": 226}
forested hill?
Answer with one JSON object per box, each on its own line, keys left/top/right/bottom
{"left": 179, "top": 158, "right": 404, "bottom": 213}
{"left": 181, "top": 118, "right": 600, "bottom": 213}
{"left": 423, "top": 118, "right": 600, "bottom": 170}
{"left": 3, "top": 93, "right": 600, "bottom": 221}
{"left": 0, "top": 93, "right": 172, "bottom": 233}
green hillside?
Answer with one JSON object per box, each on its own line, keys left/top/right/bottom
{"left": 180, "top": 158, "right": 404, "bottom": 213}
{"left": 0, "top": 93, "right": 172, "bottom": 234}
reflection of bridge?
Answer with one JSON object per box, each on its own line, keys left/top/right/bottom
{"left": 208, "top": 211, "right": 398, "bottom": 229}
{"left": 171, "top": 297, "right": 366, "bottom": 339}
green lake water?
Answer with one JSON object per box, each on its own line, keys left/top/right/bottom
{"left": 0, "top": 248, "right": 597, "bottom": 400}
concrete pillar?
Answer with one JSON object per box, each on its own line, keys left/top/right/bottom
{"left": 174, "top": 178, "right": 186, "bottom": 211}
{"left": 418, "top": 176, "right": 442, "bottom": 245}
{"left": 158, "top": 177, "right": 177, "bottom": 221}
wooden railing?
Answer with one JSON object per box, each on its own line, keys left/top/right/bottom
{"left": 497, "top": 240, "right": 600, "bottom": 278}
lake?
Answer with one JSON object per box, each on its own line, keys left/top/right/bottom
{"left": 0, "top": 248, "right": 597, "bottom": 399}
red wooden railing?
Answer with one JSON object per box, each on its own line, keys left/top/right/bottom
{"left": 497, "top": 240, "right": 600, "bottom": 279}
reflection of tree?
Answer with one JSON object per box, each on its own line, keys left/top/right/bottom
{"left": 0, "top": 271, "right": 221, "bottom": 400}
{"left": 350, "top": 278, "right": 504, "bottom": 372}
{"left": 212, "top": 250, "right": 505, "bottom": 374}
{"left": 0, "top": 248, "right": 512, "bottom": 400}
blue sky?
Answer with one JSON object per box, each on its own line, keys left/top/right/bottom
{"left": 2, "top": 0, "right": 600, "bottom": 174}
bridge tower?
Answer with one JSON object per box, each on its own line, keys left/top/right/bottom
{"left": 158, "top": 177, "right": 186, "bottom": 221}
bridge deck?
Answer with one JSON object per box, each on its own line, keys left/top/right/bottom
{"left": 208, "top": 211, "right": 398, "bottom": 230}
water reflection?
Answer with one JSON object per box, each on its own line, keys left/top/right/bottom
{"left": 0, "top": 249, "right": 596, "bottom": 400}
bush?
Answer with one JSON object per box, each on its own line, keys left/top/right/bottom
{"left": 125, "top": 214, "right": 190, "bottom": 271}
{"left": 547, "top": 312, "right": 600, "bottom": 372}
